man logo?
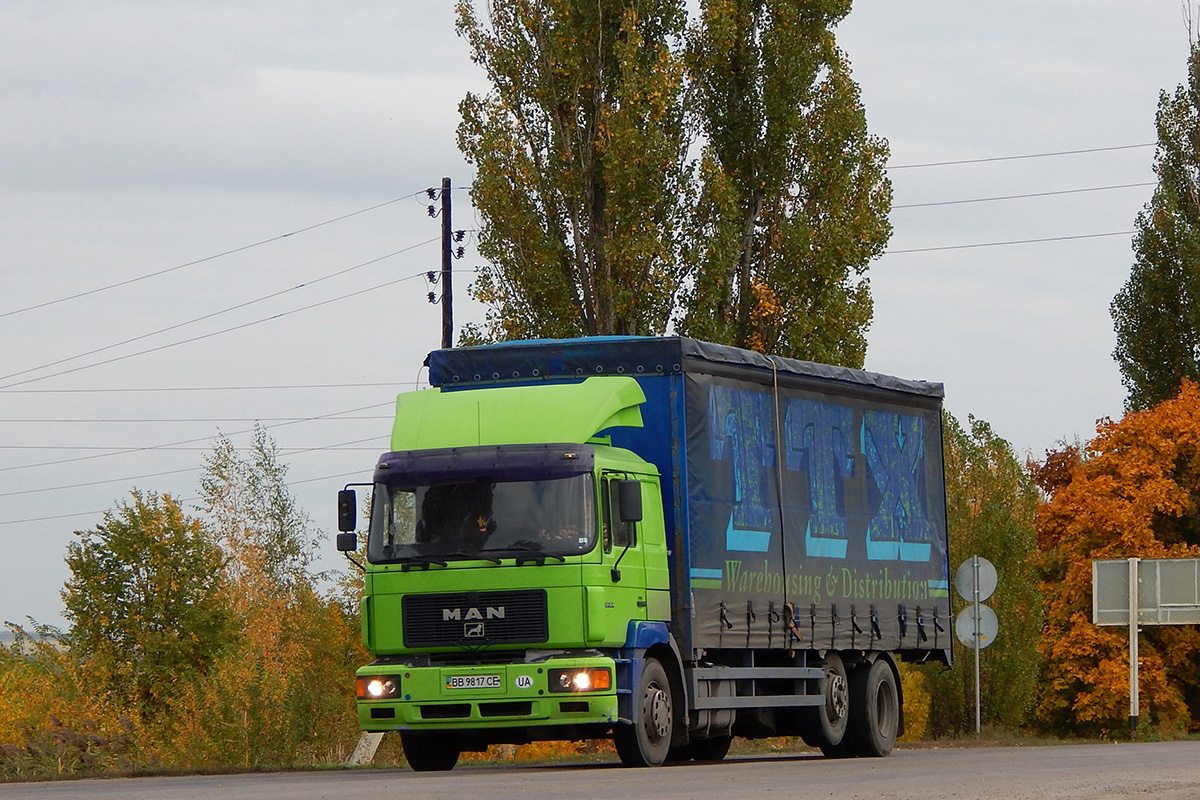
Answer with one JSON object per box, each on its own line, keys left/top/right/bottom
{"left": 464, "top": 622, "right": 486, "bottom": 639}
{"left": 443, "top": 606, "right": 506, "bottom": 621}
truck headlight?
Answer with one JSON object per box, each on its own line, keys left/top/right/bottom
{"left": 357, "top": 675, "right": 402, "bottom": 699}
{"left": 549, "top": 667, "right": 611, "bottom": 692}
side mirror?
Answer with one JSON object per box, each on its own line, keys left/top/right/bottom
{"left": 336, "top": 532, "right": 358, "bottom": 552}
{"left": 338, "top": 489, "right": 358, "bottom": 532}
{"left": 617, "top": 480, "right": 642, "bottom": 523}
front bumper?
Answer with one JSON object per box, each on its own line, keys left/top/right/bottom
{"left": 356, "top": 655, "right": 619, "bottom": 732}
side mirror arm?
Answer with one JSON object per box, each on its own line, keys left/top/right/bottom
{"left": 611, "top": 541, "right": 632, "bottom": 583}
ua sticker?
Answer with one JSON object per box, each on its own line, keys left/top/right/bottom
{"left": 515, "top": 675, "right": 534, "bottom": 690}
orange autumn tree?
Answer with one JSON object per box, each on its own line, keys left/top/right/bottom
{"left": 1032, "top": 380, "right": 1200, "bottom": 736}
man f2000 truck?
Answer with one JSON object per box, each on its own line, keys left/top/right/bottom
{"left": 336, "top": 337, "right": 951, "bottom": 770}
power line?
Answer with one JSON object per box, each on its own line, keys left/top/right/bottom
{"left": 0, "top": 195, "right": 427, "bottom": 320}
{"left": 0, "top": 402, "right": 393, "bottom": 474}
{"left": 0, "top": 271, "right": 430, "bottom": 391}
{"left": 0, "top": 382, "right": 421, "bottom": 395}
{"left": 0, "top": 445, "right": 385, "bottom": 452}
{"left": 892, "top": 182, "right": 1155, "bottom": 209}
{"left": 0, "top": 416, "right": 393, "bottom": 424}
{"left": 1, "top": 509, "right": 126, "bottom": 526}
{"left": 888, "top": 143, "right": 1155, "bottom": 170}
{"left": 291, "top": 468, "right": 376, "bottom": 488}
{"left": 0, "top": 238, "right": 438, "bottom": 385}
{"left": 0, "top": 469, "right": 371, "bottom": 526}
{"left": 0, "top": 437, "right": 385, "bottom": 500}
{"left": 885, "top": 230, "right": 1136, "bottom": 255}
{"left": 0, "top": 467, "right": 200, "bottom": 498}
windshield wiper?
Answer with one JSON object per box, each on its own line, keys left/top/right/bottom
{"left": 396, "top": 555, "right": 448, "bottom": 572}
{"left": 441, "top": 551, "right": 502, "bottom": 565}
{"left": 391, "top": 552, "right": 502, "bottom": 569}
{"left": 484, "top": 546, "right": 567, "bottom": 565}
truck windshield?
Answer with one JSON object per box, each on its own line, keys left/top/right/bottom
{"left": 367, "top": 474, "right": 596, "bottom": 564}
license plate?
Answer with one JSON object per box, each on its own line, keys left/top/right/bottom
{"left": 446, "top": 674, "right": 501, "bottom": 690}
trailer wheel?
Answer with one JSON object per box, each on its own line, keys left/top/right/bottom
{"left": 688, "top": 734, "right": 732, "bottom": 762}
{"left": 614, "top": 658, "right": 674, "bottom": 767}
{"left": 848, "top": 658, "right": 899, "bottom": 757}
{"left": 799, "top": 652, "right": 850, "bottom": 755}
{"left": 400, "top": 731, "right": 461, "bottom": 772}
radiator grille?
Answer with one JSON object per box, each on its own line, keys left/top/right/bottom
{"left": 402, "top": 590, "right": 548, "bottom": 648}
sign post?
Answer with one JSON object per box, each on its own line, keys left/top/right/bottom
{"left": 1093, "top": 556, "right": 1200, "bottom": 734}
{"left": 1128, "top": 557, "right": 1139, "bottom": 732}
{"left": 955, "top": 556, "right": 998, "bottom": 735}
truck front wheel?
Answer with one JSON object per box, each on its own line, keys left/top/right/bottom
{"left": 400, "top": 731, "right": 461, "bottom": 772}
{"left": 847, "top": 658, "right": 899, "bottom": 757}
{"left": 614, "top": 658, "right": 674, "bottom": 767}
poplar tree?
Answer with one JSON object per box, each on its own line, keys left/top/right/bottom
{"left": 1112, "top": 42, "right": 1200, "bottom": 410}
{"left": 455, "top": 0, "right": 890, "bottom": 363}
{"left": 200, "top": 425, "right": 318, "bottom": 589}
{"left": 455, "top": 0, "right": 691, "bottom": 341}
{"left": 681, "top": 0, "right": 891, "bottom": 366}
{"left": 178, "top": 426, "right": 360, "bottom": 766}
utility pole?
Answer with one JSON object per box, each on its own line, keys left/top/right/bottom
{"left": 440, "top": 177, "right": 453, "bottom": 349}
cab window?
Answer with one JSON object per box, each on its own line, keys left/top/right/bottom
{"left": 601, "top": 476, "right": 636, "bottom": 551}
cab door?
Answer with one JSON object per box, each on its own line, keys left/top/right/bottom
{"left": 585, "top": 472, "right": 649, "bottom": 644}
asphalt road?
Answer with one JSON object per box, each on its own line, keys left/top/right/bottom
{"left": 0, "top": 742, "right": 1197, "bottom": 799}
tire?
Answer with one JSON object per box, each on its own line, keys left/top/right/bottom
{"left": 688, "top": 734, "right": 732, "bottom": 762}
{"left": 664, "top": 746, "right": 692, "bottom": 763}
{"left": 614, "top": 658, "right": 675, "bottom": 767}
{"left": 400, "top": 731, "right": 461, "bottom": 772}
{"left": 847, "top": 658, "right": 900, "bottom": 757}
{"left": 798, "top": 652, "right": 850, "bottom": 755}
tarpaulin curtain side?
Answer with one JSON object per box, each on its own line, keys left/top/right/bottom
{"left": 684, "top": 372, "right": 951, "bottom": 653}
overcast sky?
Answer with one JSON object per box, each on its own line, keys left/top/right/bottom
{"left": 0, "top": 1, "right": 1191, "bottom": 628}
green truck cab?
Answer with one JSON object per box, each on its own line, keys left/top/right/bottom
{"left": 338, "top": 337, "right": 951, "bottom": 770}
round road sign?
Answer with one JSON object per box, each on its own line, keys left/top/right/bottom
{"left": 955, "top": 603, "right": 999, "bottom": 649}
{"left": 955, "top": 556, "right": 998, "bottom": 602}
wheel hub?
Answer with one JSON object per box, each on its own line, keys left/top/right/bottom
{"left": 646, "top": 684, "right": 671, "bottom": 741}
{"left": 827, "top": 670, "right": 848, "bottom": 722}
